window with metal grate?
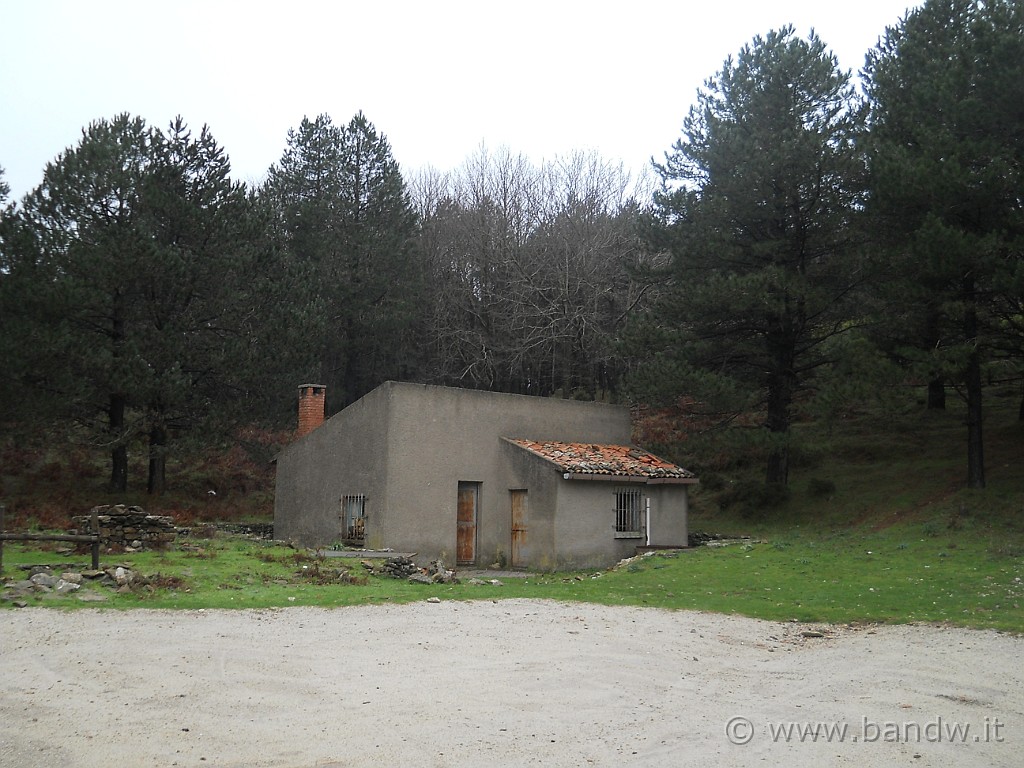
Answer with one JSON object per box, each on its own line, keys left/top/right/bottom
{"left": 341, "top": 494, "right": 367, "bottom": 543}
{"left": 614, "top": 487, "right": 644, "bottom": 538}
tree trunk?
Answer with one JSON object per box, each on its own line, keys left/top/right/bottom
{"left": 964, "top": 299, "right": 985, "bottom": 489}
{"left": 927, "top": 378, "right": 946, "bottom": 410}
{"left": 926, "top": 309, "right": 945, "bottom": 410}
{"left": 966, "top": 353, "right": 985, "bottom": 489}
{"left": 147, "top": 422, "right": 167, "bottom": 496}
{"left": 108, "top": 393, "right": 128, "bottom": 492}
{"left": 108, "top": 290, "right": 128, "bottom": 492}
{"left": 765, "top": 366, "right": 795, "bottom": 487}
{"left": 765, "top": 315, "right": 798, "bottom": 487}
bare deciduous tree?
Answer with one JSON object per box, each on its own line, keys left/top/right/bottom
{"left": 411, "top": 146, "right": 651, "bottom": 398}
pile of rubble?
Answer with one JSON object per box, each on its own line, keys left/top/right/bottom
{"left": 368, "top": 556, "right": 459, "bottom": 584}
{"left": 374, "top": 556, "right": 420, "bottom": 579}
{"left": 71, "top": 504, "right": 177, "bottom": 550}
{"left": 0, "top": 563, "right": 169, "bottom": 606}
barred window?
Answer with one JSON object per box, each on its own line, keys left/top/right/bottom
{"left": 614, "top": 487, "right": 644, "bottom": 538}
{"left": 342, "top": 494, "right": 366, "bottom": 543}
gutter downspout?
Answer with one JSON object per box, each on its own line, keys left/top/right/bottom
{"left": 645, "top": 496, "right": 651, "bottom": 547}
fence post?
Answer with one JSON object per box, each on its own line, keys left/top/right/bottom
{"left": 90, "top": 510, "right": 100, "bottom": 570}
{"left": 0, "top": 504, "right": 5, "bottom": 576}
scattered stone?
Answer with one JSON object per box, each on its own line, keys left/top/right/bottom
{"left": 428, "top": 559, "right": 458, "bottom": 584}
{"left": 55, "top": 579, "right": 81, "bottom": 594}
{"left": 76, "top": 592, "right": 109, "bottom": 603}
{"left": 200, "top": 522, "right": 275, "bottom": 540}
{"left": 30, "top": 572, "right": 58, "bottom": 588}
{"left": 801, "top": 630, "right": 825, "bottom": 638}
{"left": 426, "top": 597, "right": 441, "bottom": 604}
{"left": 467, "top": 578, "right": 487, "bottom": 586}
{"left": 371, "top": 555, "right": 461, "bottom": 584}
{"left": 488, "top": 579, "right": 504, "bottom": 587}
{"left": 60, "top": 572, "right": 84, "bottom": 585}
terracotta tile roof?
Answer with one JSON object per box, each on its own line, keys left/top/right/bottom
{"left": 506, "top": 439, "right": 696, "bottom": 482}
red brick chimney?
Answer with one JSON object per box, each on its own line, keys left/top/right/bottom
{"left": 296, "top": 384, "right": 326, "bottom": 438}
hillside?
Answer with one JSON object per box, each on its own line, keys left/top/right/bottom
{"left": 0, "top": 425, "right": 288, "bottom": 529}
{"left": 641, "top": 386, "right": 1024, "bottom": 541}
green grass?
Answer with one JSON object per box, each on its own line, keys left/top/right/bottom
{"left": 3, "top": 513, "right": 1022, "bottom": 632}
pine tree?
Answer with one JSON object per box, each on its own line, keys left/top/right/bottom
{"left": 2, "top": 115, "right": 275, "bottom": 493}
{"left": 264, "top": 112, "right": 421, "bottom": 410}
{"left": 638, "top": 27, "right": 868, "bottom": 487}
{"left": 8, "top": 115, "right": 159, "bottom": 490}
{"left": 864, "top": 0, "right": 1024, "bottom": 488}
{"left": 131, "top": 118, "right": 261, "bottom": 494}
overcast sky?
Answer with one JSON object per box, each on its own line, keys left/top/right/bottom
{"left": 1, "top": 0, "right": 918, "bottom": 202}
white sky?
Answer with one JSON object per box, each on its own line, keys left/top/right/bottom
{"left": 1, "top": 0, "right": 918, "bottom": 202}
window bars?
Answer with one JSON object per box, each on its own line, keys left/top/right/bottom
{"left": 342, "top": 494, "right": 366, "bottom": 543}
{"left": 614, "top": 487, "right": 644, "bottom": 537}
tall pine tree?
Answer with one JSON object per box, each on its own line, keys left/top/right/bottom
{"left": 2, "top": 115, "right": 274, "bottom": 493}
{"left": 8, "top": 115, "right": 159, "bottom": 490}
{"left": 637, "top": 27, "right": 868, "bottom": 487}
{"left": 864, "top": 0, "right": 1024, "bottom": 488}
{"left": 264, "top": 112, "right": 421, "bottom": 410}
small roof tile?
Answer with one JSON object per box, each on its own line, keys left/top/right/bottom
{"left": 507, "top": 439, "right": 696, "bottom": 481}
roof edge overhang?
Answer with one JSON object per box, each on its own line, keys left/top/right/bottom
{"left": 502, "top": 438, "right": 697, "bottom": 484}
{"left": 561, "top": 472, "right": 699, "bottom": 485}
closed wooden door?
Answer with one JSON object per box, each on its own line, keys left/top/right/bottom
{"left": 510, "top": 490, "right": 528, "bottom": 569}
{"left": 457, "top": 482, "right": 478, "bottom": 565}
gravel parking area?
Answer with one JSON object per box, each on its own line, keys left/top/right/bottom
{"left": 1, "top": 600, "right": 1020, "bottom": 767}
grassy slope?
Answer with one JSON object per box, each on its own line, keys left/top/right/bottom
{"left": 1, "top": 390, "right": 1022, "bottom": 631}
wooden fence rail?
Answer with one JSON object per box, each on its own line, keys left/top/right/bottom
{"left": 0, "top": 505, "right": 100, "bottom": 574}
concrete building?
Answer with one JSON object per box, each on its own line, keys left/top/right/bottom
{"left": 274, "top": 381, "right": 696, "bottom": 570}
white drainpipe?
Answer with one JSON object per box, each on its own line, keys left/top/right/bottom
{"left": 645, "top": 497, "right": 651, "bottom": 547}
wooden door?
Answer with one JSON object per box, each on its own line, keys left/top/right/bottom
{"left": 510, "top": 490, "right": 528, "bottom": 569}
{"left": 456, "top": 482, "right": 478, "bottom": 565}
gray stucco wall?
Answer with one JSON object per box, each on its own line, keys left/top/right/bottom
{"left": 500, "top": 439, "right": 562, "bottom": 569}
{"left": 273, "top": 385, "right": 391, "bottom": 546}
{"left": 646, "top": 484, "right": 689, "bottom": 549}
{"left": 553, "top": 480, "right": 637, "bottom": 570}
{"left": 381, "top": 382, "right": 630, "bottom": 565}
{"left": 274, "top": 381, "right": 688, "bottom": 569}
{"left": 550, "top": 480, "right": 689, "bottom": 570}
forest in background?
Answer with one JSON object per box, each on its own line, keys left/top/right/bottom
{"left": 0, "top": 0, "right": 1021, "bottom": 503}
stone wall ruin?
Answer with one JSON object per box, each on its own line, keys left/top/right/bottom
{"left": 71, "top": 504, "right": 176, "bottom": 550}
